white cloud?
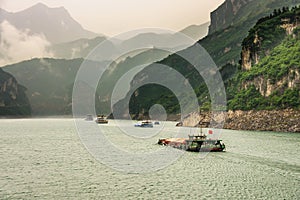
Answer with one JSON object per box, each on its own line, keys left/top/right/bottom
{"left": 0, "top": 20, "right": 53, "bottom": 66}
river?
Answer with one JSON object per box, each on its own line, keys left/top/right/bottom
{"left": 0, "top": 118, "right": 299, "bottom": 199}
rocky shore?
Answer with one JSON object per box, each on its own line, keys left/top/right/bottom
{"left": 180, "top": 109, "right": 300, "bottom": 133}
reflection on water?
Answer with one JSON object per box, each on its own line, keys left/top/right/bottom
{"left": 0, "top": 119, "right": 299, "bottom": 199}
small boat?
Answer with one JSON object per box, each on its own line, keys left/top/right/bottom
{"left": 158, "top": 134, "right": 225, "bottom": 152}
{"left": 95, "top": 115, "right": 108, "bottom": 124}
{"left": 134, "top": 120, "right": 153, "bottom": 128}
{"left": 85, "top": 114, "right": 93, "bottom": 121}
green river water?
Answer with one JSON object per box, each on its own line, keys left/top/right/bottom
{"left": 0, "top": 119, "right": 299, "bottom": 199}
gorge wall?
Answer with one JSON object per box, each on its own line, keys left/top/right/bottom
{"left": 209, "top": 0, "right": 255, "bottom": 34}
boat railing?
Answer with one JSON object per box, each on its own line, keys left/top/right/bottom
{"left": 188, "top": 134, "right": 207, "bottom": 141}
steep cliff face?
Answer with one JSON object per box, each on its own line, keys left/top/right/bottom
{"left": 242, "top": 68, "right": 300, "bottom": 97}
{"left": 0, "top": 68, "right": 31, "bottom": 116}
{"left": 202, "top": 0, "right": 298, "bottom": 68}
{"left": 208, "top": 0, "right": 299, "bottom": 34}
{"left": 209, "top": 0, "right": 254, "bottom": 34}
{"left": 241, "top": 9, "right": 300, "bottom": 71}
{"left": 227, "top": 6, "right": 300, "bottom": 111}
{"left": 241, "top": 32, "right": 261, "bottom": 70}
{"left": 239, "top": 7, "right": 300, "bottom": 98}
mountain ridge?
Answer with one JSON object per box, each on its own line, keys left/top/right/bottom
{"left": 114, "top": 1, "right": 300, "bottom": 120}
{"left": 0, "top": 3, "right": 99, "bottom": 44}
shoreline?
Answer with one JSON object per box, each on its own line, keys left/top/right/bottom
{"left": 1, "top": 109, "right": 299, "bottom": 133}
{"left": 179, "top": 109, "right": 300, "bottom": 133}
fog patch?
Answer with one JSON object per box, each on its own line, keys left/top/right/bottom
{"left": 0, "top": 20, "right": 53, "bottom": 66}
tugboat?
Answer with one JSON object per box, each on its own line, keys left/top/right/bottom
{"left": 95, "top": 115, "right": 108, "bottom": 124}
{"left": 158, "top": 128, "right": 225, "bottom": 152}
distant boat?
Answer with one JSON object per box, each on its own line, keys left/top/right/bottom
{"left": 95, "top": 115, "right": 108, "bottom": 124}
{"left": 85, "top": 114, "right": 93, "bottom": 121}
{"left": 134, "top": 120, "right": 153, "bottom": 128}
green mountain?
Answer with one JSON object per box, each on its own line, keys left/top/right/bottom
{"left": 2, "top": 48, "right": 171, "bottom": 116}
{"left": 203, "top": 0, "right": 299, "bottom": 67}
{"left": 3, "top": 58, "right": 106, "bottom": 115}
{"left": 228, "top": 6, "right": 300, "bottom": 110}
{"left": 97, "top": 48, "right": 171, "bottom": 114}
{"left": 2, "top": 0, "right": 299, "bottom": 117}
{"left": 0, "top": 68, "right": 31, "bottom": 116}
{"left": 114, "top": 2, "right": 300, "bottom": 119}
{"left": 209, "top": 0, "right": 299, "bottom": 34}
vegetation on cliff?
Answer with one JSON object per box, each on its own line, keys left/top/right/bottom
{"left": 228, "top": 6, "right": 300, "bottom": 111}
{"left": 0, "top": 68, "right": 31, "bottom": 116}
{"left": 204, "top": 0, "right": 299, "bottom": 67}
{"left": 122, "top": 5, "right": 300, "bottom": 117}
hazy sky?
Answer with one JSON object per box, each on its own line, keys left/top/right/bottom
{"left": 0, "top": 0, "right": 225, "bottom": 36}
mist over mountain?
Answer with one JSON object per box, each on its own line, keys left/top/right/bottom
{"left": 2, "top": 0, "right": 299, "bottom": 120}
{"left": 0, "top": 3, "right": 211, "bottom": 66}
{"left": 0, "top": 3, "right": 101, "bottom": 65}
{"left": 0, "top": 3, "right": 98, "bottom": 44}
{"left": 179, "top": 22, "right": 210, "bottom": 41}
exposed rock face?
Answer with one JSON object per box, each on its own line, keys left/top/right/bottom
{"left": 178, "top": 109, "right": 300, "bottom": 133}
{"left": 224, "top": 109, "right": 300, "bottom": 132}
{"left": 209, "top": 0, "right": 254, "bottom": 34}
{"left": 242, "top": 69, "right": 300, "bottom": 97}
{"left": 0, "top": 68, "right": 31, "bottom": 116}
{"left": 181, "top": 112, "right": 210, "bottom": 127}
{"left": 241, "top": 31, "right": 261, "bottom": 71}
{"left": 241, "top": 16, "right": 299, "bottom": 71}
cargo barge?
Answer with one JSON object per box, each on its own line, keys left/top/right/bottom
{"left": 158, "top": 134, "right": 225, "bottom": 152}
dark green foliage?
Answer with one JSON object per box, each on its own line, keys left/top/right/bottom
{"left": 202, "top": 0, "right": 299, "bottom": 67}
{"left": 228, "top": 85, "right": 263, "bottom": 110}
{"left": 0, "top": 68, "right": 31, "bottom": 116}
{"left": 129, "top": 84, "right": 180, "bottom": 115}
{"left": 227, "top": 6, "right": 300, "bottom": 111}
{"left": 125, "top": 4, "right": 300, "bottom": 114}
{"left": 242, "top": 5, "right": 300, "bottom": 60}
{"left": 3, "top": 58, "right": 83, "bottom": 115}
{"left": 241, "top": 36, "right": 300, "bottom": 82}
{"left": 97, "top": 48, "right": 170, "bottom": 114}
{"left": 3, "top": 58, "right": 108, "bottom": 115}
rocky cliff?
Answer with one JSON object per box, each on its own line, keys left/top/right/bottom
{"left": 235, "top": 7, "right": 300, "bottom": 107}
{"left": 179, "top": 109, "right": 300, "bottom": 133}
{"left": 209, "top": 0, "right": 254, "bottom": 34}
{"left": 241, "top": 68, "right": 300, "bottom": 97}
{"left": 241, "top": 8, "right": 300, "bottom": 71}
{"left": 177, "top": 7, "right": 300, "bottom": 132}
{"left": 208, "top": 0, "right": 299, "bottom": 34}
{"left": 224, "top": 109, "right": 300, "bottom": 132}
{"left": 0, "top": 68, "right": 31, "bottom": 116}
